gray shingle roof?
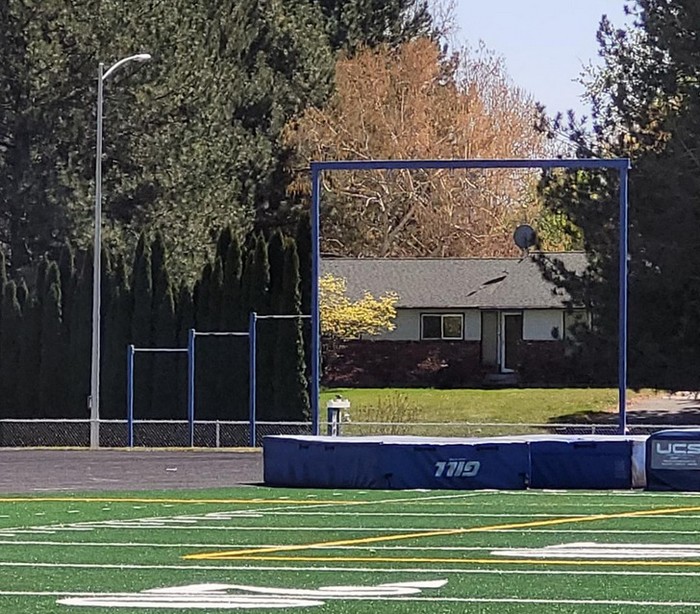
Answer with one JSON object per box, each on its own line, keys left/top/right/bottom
{"left": 320, "top": 253, "right": 587, "bottom": 309}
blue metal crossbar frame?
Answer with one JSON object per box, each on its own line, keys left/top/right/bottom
{"left": 127, "top": 313, "right": 313, "bottom": 448}
{"left": 187, "top": 323, "right": 252, "bottom": 447}
{"left": 310, "top": 158, "right": 631, "bottom": 435}
{"left": 126, "top": 345, "right": 188, "bottom": 447}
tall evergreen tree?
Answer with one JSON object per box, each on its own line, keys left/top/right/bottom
{"left": 272, "top": 240, "right": 309, "bottom": 420}
{"left": 0, "top": 250, "right": 7, "bottom": 388}
{"left": 150, "top": 233, "right": 178, "bottom": 418}
{"left": 130, "top": 234, "right": 154, "bottom": 417}
{"left": 541, "top": 0, "right": 700, "bottom": 388}
{"left": 102, "top": 255, "right": 131, "bottom": 419}
{"left": 39, "top": 261, "right": 64, "bottom": 417}
{"left": 220, "top": 237, "right": 248, "bottom": 420}
{"left": 248, "top": 234, "right": 273, "bottom": 418}
{"left": 175, "top": 283, "right": 195, "bottom": 420}
{"left": 318, "top": 0, "right": 432, "bottom": 51}
{"left": 67, "top": 251, "right": 93, "bottom": 416}
{"left": 0, "top": 280, "right": 21, "bottom": 415}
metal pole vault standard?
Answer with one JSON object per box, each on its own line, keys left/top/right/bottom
{"left": 310, "top": 158, "right": 632, "bottom": 435}
{"left": 126, "top": 345, "right": 188, "bottom": 448}
{"left": 187, "top": 326, "right": 252, "bottom": 448}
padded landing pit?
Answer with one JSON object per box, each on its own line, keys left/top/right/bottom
{"left": 263, "top": 434, "right": 644, "bottom": 490}
{"left": 646, "top": 430, "right": 700, "bottom": 491}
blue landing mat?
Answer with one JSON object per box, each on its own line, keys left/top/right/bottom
{"left": 263, "top": 434, "right": 646, "bottom": 490}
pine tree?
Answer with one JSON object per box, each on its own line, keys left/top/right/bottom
{"left": 220, "top": 237, "right": 247, "bottom": 420}
{"left": 540, "top": 0, "right": 700, "bottom": 388}
{"left": 248, "top": 234, "right": 273, "bottom": 419}
{"left": 131, "top": 235, "right": 154, "bottom": 417}
{"left": 102, "top": 255, "right": 131, "bottom": 419}
{"left": 194, "top": 260, "right": 216, "bottom": 419}
{"left": 150, "top": 233, "right": 178, "bottom": 419}
{"left": 272, "top": 240, "right": 310, "bottom": 420}
{"left": 175, "top": 283, "right": 195, "bottom": 420}
{"left": 39, "top": 261, "right": 64, "bottom": 417}
{"left": 0, "top": 250, "right": 7, "bottom": 394}
{"left": 16, "top": 291, "right": 40, "bottom": 416}
{"left": 0, "top": 280, "right": 21, "bottom": 416}
{"left": 67, "top": 251, "right": 93, "bottom": 417}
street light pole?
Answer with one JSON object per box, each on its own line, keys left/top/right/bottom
{"left": 90, "top": 53, "right": 151, "bottom": 450}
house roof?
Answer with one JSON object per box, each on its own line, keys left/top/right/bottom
{"left": 320, "top": 253, "right": 587, "bottom": 310}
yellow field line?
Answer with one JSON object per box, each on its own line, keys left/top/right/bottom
{"left": 184, "top": 505, "right": 700, "bottom": 561}
{"left": 0, "top": 497, "right": 355, "bottom": 505}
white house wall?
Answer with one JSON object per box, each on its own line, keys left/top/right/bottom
{"left": 523, "top": 309, "right": 564, "bottom": 341}
{"left": 381, "top": 308, "right": 481, "bottom": 341}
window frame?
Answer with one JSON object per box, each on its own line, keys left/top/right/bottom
{"left": 420, "top": 313, "right": 465, "bottom": 340}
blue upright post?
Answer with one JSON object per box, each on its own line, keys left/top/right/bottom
{"left": 248, "top": 312, "right": 258, "bottom": 447}
{"left": 618, "top": 163, "right": 630, "bottom": 434}
{"left": 187, "top": 328, "right": 196, "bottom": 447}
{"left": 127, "top": 344, "right": 135, "bottom": 447}
{"left": 310, "top": 166, "right": 322, "bottom": 436}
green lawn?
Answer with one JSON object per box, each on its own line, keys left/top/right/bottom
{"left": 320, "top": 387, "right": 656, "bottom": 424}
{"left": 2, "top": 486, "right": 700, "bottom": 613}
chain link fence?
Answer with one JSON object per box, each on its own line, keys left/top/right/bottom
{"left": 0, "top": 419, "right": 697, "bottom": 447}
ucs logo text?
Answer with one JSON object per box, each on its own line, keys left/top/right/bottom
{"left": 434, "top": 459, "right": 480, "bottom": 478}
{"left": 655, "top": 442, "right": 700, "bottom": 455}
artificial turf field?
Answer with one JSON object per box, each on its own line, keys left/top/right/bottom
{"left": 3, "top": 488, "right": 700, "bottom": 612}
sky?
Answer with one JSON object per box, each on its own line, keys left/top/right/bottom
{"left": 453, "top": 0, "right": 631, "bottom": 119}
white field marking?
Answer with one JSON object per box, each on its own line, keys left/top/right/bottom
{"left": 3, "top": 590, "right": 700, "bottom": 609}
{"left": 493, "top": 542, "right": 700, "bottom": 559}
{"left": 0, "top": 540, "right": 498, "bottom": 551}
{"left": 56, "top": 580, "right": 448, "bottom": 608}
{"left": 8, "top": 560, "right": 700, "bottom": 578}
{"left": 5, "top": 523, "right": 700, "bottom": 539}
{"left": 493, "top": 529, "right": 700, "bottom": 535}
{"left": 10, "top": 538, "right": 700, "bottom": 553}
{"left": 0, "top": 491, "right": 480, "bottom": 537}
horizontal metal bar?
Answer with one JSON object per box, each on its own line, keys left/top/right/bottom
{"left": 193, "top": 331, "right": 249, "bottom": 337}
{"left": 310, "top": 158, "right": 631, "bottom": 172}
{"left": 131, "top": 348, "right": 188, "bottom": 353}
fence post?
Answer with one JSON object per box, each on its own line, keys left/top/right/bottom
{"left": 248, "top": 312, "right": 258, "bottom": 447}
{"left": 187, "top": 329, "right": 196, "bottom": 447}
{"left": 127, "top": 345, "right": 135, "bottom": 447}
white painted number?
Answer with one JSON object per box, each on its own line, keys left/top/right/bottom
{"left": 57, "top": 579, "right": 447, "bottom": 609}
{"left": 434, "top": 460, "right": 480, "bottom": 478}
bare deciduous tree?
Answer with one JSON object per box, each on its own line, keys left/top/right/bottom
{"left": 285, "top": 38, "right": 555, "bottom": 257}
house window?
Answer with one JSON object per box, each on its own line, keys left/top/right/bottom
{"left": 421, "top": 314, "right": 464, "bottom": 340}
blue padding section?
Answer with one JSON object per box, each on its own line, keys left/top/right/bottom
{"left": 263, "top": 436, "right": 384, "bottom": 488}
{"left": 264, "top": 434, "right": 645, "bottom": 490}
{"left": 380, "top": 441, "right": 529, "bottom": 490}
{"left": 646, "top": 430, "right": 700, "bottom": 491}
{"left": 529, "top": 439, "right": 633, "bottom": 489}
{"left": 264, "top": 436, "right": 529, "bottom": 490}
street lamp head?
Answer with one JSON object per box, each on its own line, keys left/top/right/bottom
{"left": 102, "top": 53, "right": 153, "bottom": 81}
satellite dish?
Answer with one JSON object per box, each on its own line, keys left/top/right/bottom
{"left": 513, "top": 224, "right": 537, "bottom": 251}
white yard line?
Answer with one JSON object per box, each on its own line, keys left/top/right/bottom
{"left": 4, "top": 561, "right": 700, "bottom": 577}
{"left": 2, "top": 588, "right": 700, "bottom": 608}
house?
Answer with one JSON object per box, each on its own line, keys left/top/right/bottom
{"left": 320, "top": 253, "right": 589, "bottom": 387}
